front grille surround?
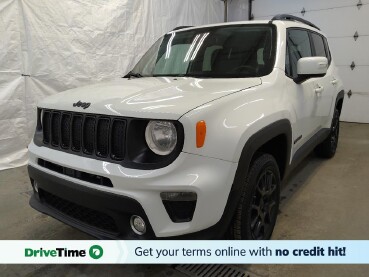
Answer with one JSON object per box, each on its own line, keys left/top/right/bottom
{"left": 35, "top": 108, "right": 185, "bottom": 170}
{"left": 40, "top": 109, "right": 127, "bottom": 162}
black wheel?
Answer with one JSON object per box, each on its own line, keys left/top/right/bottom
{"left": 231, "top": 153, "right": 280, "bottom": 240}
{"left": 315, "top": 108, "right": 340, "bottom": 158}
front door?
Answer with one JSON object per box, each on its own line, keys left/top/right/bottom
{"left": 285, "top": 28, "right": 320, "bottom": 155}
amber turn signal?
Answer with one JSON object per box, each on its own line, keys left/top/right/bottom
{"left": 196, "top": 120, "right": 206, "bottom": 148}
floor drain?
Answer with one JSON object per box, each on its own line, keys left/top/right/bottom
{"left": 174, "top": 264, "right": 257, "bottom": 277}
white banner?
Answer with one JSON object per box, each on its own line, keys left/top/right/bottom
{"left": 0, "top": 240, "right": 368, "bottom": 264}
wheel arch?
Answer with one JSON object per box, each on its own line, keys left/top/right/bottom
{"left": 234, "top": 119, "right": 292, "bottom": 187}
{"left": 335, "top": 89, "right": 344, "bottom": 115}
{"left": 215, "top": 119, "right": 292, "bottom": 237}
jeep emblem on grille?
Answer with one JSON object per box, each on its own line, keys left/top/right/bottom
{"left": 73, "top": 100, "right": 90, "bottom": 109}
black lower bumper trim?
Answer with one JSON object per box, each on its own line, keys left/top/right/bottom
{"left": 28, "top": 165, "right": 155, "bottom": 239}
{"left": 28, "top": 165, "right": 231, "bottom": 240}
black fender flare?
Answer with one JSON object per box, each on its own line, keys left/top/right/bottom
{"left": 233, "top": 119, "right": 292, "bottom": 188}
{"left": 210, "top": 119, "right": 292, "bottom": 237}
{"left": 335, "top": 90, "right": 345, "bottom": 112}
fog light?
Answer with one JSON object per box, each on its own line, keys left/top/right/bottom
{"left": 160, "top": 192, "right": 197, "bottom": 201}
{"left": 161, "top": 192, "right": 197, "bottom": 223}
{"left": 130, "top": 215, "right": 146, "bottom": 235}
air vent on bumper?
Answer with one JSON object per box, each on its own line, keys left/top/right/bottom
{"left": 38, "top": 159, "right": 113, "bottom": 188}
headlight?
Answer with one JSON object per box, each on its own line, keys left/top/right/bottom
{"left": 145, "top": 120, "right": 177, "bottom": 155}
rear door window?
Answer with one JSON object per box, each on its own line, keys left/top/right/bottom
{"left": 311, "top": 32, "right": 327, "bottom": 58}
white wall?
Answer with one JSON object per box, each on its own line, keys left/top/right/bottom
{"left": 0, "top": 0, "right": 224, "bottom": 170}
{"left": 251, "top": 0, "right": 369, "bottom": 123}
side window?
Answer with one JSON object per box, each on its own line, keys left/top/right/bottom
{"left": 285, "top": 43, "right": 291, "bottom": 76}
{"left": 286, "top": 29, "right": 312, "bottom": 78}
{"left": 323, "top": 37, "right": 332, "bottom": 65}
{"left": 311, "top": 33, "right": 326, "bottom": 58}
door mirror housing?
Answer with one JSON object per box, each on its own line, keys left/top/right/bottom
{"left": 295, "top": 57, "right": 328, "bottom": 83}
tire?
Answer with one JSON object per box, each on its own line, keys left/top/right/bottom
{"left": 231, "top": 153, "right": 280, "bottom": 240}
{"left": 315, "top": 108, "right": 340, "bottom": 159}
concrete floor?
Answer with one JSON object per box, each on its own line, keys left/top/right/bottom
{"left": 1, "top": 122, "right": 369, "bottom": 276}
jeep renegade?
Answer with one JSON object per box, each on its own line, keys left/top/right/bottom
{"left": 28, "top": 15, "right": 344, "bottom": 240}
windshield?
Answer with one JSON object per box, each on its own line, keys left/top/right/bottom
{"left": 130, "top": 25, "right": 276, "bottom": 78}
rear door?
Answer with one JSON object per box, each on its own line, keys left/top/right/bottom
{"left": 309, "top": 31, "right": 336, "bottom": 127}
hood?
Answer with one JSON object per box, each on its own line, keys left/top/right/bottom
{"left": 39, "top": 77, "right": 262, "bottom": 120}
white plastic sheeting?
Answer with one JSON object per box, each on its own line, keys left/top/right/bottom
{"left": 0, "top": 0, "right": 223, "bottom": 170}
{"left": 228, "top": 0, "right": 249, "bottom": 21}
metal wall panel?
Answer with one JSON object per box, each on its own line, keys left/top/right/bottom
{"left": 252, "top": 0, "right": 369, "bottom": 123}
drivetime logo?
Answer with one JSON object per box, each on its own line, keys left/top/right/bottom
{"left": 89, "top": 245, "right": 104, "bottom": 259}
{"left": 25, "top": 245, "right": 103, "bottom": 259}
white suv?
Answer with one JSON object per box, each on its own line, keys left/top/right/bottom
{"left": 28, "top": 15, "right": 344, "bottom": 240}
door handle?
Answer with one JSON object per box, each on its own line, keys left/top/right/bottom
{"left": 331, "top": 79, "right": 338, "bottom": 85}
{"left": 315, "top": 86, "right": 324, "bottom": 94}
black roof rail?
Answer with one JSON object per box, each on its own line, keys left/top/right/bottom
{"left": 269, "top": 14, "right": 320, "bottom": 30}
{"left": 171, "top": 26, "right": 193, "bottom": 31}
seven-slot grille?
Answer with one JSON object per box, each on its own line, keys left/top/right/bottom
{"left": 41, "top": 110, "right": 126, "bottom": 161}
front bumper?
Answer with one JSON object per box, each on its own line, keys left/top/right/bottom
{"left": 29, "top": 165, "right": 155, "bottom": 239}
{"left": 28, "top": 141, "right": 238, "bottom": 239}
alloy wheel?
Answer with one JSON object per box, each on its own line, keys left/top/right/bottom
{"left": 249, "top": 169, "right": 278, "bottom": 239}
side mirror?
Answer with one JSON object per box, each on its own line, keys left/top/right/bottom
{"left": 295, "top": 57, "right": 328, "bottom": 83}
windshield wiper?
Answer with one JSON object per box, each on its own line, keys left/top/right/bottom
{"left": 123, "top": 71, "right": 144, "bottom": 79}
{"left": 152, "top": 72, "right": 219, "bottom": 78}
{"left": 152, "top": 74, "right": 192, "bottom": 78}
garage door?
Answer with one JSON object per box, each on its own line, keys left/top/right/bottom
{"left": 251, "top": 0, "right": 369, "bottom": 123}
